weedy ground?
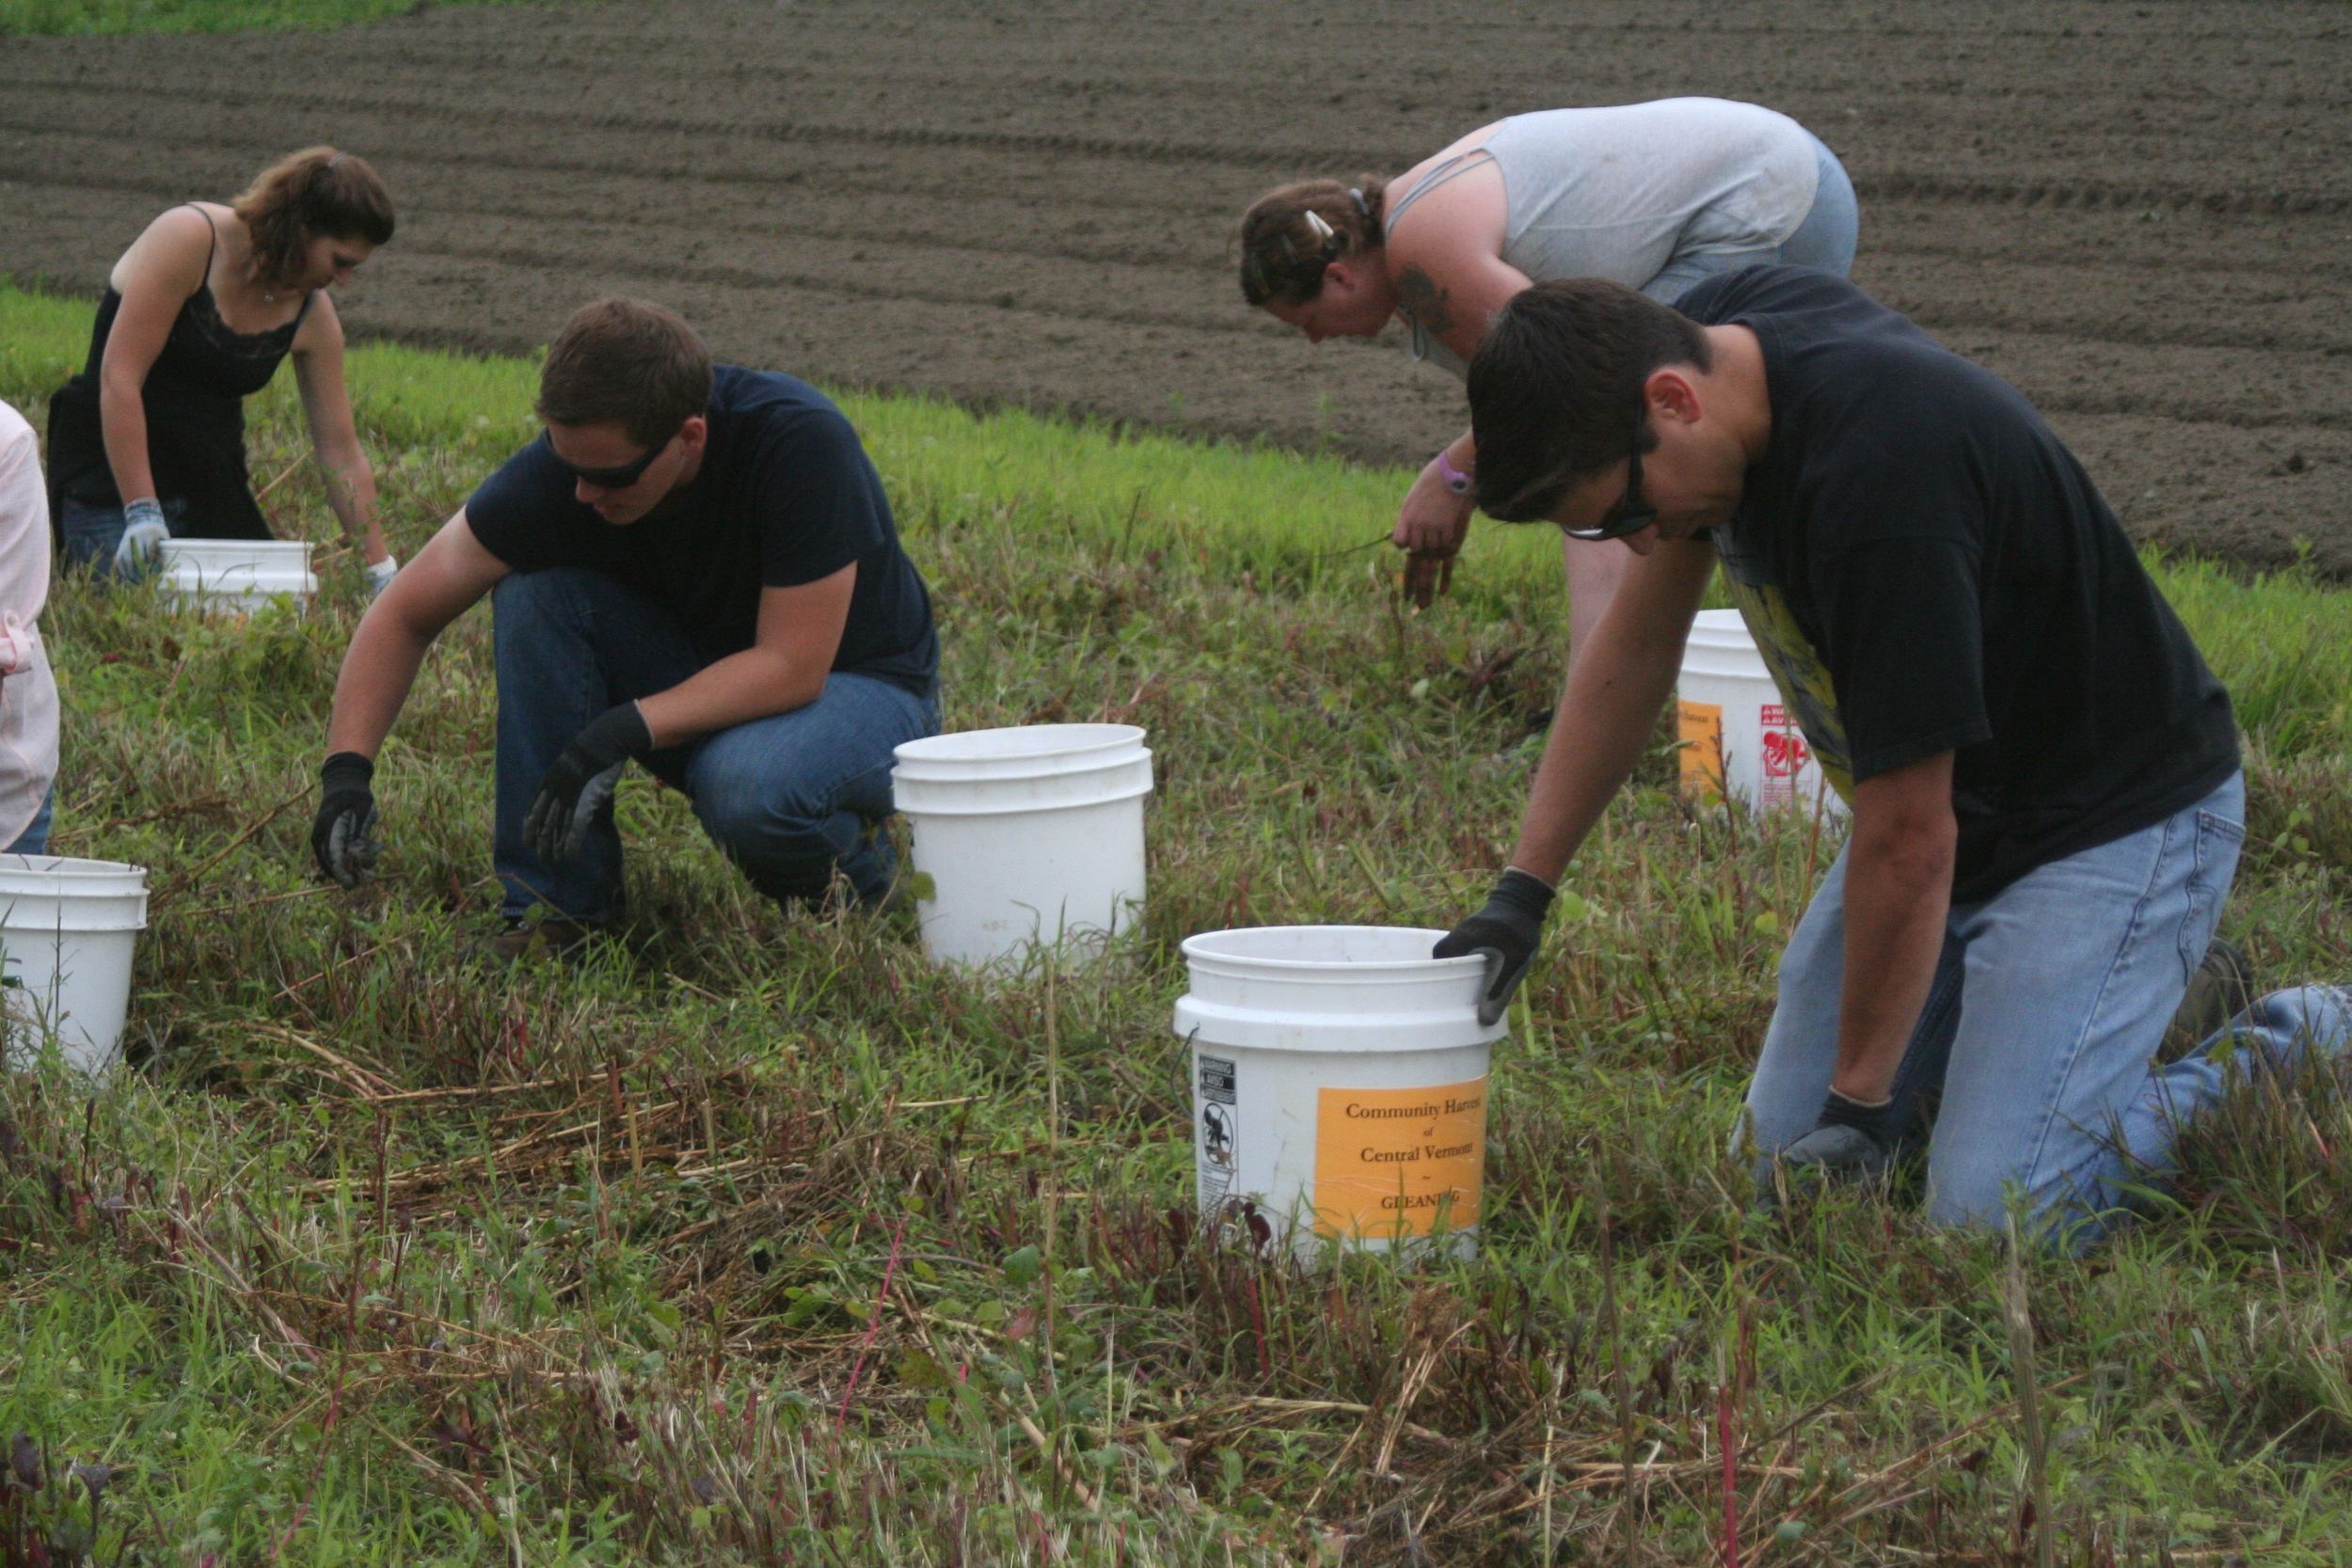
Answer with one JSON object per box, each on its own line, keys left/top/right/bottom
{"left": 3, "top": 282, "right": 2352, "bottom": 1567}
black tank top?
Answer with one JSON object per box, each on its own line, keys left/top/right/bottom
{"left": 46, "top": 206, "right": 313, "bottom": 540}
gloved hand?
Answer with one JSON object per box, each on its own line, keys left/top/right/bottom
{"left": 311, "top": 752, "right": 380, "bottom": 888}
{"left": 1776, "top": 1088, "right": 1902, "bottom": 1180}
{"left": 525, "top": 703, "right": 653, "bottom": 867}
{"left": 1433, "top": 867, "right": 1556, "bottom": 1026}
{"left": 115, "top": 498, "right": 170, "bottom": 574}
{"left": 364, "top": 553, "right": 399, "bottom": 600}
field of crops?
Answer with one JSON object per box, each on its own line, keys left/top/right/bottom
{"left": 2, "top": 0, "right": 2348, "bottom": 578}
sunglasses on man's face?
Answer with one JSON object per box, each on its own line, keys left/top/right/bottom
{"left": 556, "top": 430, "right": 675, "bottom": 491}
{"left": 1559, "top": 442, "right": 1659, "bottom": 543}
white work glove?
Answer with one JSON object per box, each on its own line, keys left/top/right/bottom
{"left": 115, "top": 498, "right": 170, "bottom": 573}
{"left": 365, "top": 553, "right": 400, "bottom": 599}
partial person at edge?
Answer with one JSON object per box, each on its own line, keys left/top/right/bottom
{"left": 0, "top": 402, "right": 60, "bottom": 856}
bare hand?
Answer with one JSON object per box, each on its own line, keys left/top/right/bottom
{"left": 1393, "top": 462, "right": 1474, "bottom": 608}
{"left": 1401, "top": 549, "right": 1455, "bottom": 607}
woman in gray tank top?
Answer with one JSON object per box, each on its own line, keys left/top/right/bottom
{"left": 1239, "top": 98, "right": 1856, "bottom": 638}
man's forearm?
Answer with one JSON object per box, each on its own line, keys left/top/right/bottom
{"left": 1507, "top": 651, "right": 1670, "bottom": 884}
{"left": 326, "top": 609, "right": 434, "bottom": 758}
{"left": 635, "top": 647, "right": 822, "bottom": 749}
{"left": 1832, "top": 764, "right": 1958, "bottom": 1101}
{"left": 1506, "top": 546, "right": 1711, "bottom": 882}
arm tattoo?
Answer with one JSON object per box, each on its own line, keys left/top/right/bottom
{"left": 1395, "top": 264, "right": 1454, "bottom": 337}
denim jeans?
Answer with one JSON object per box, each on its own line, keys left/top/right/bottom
{"left": 4, "top": 785, "right": 53, "bottom": 855}
{"left": 1740, "top": 772, "right": 2352, "bottom": 1244}
{"left": 492, "top": 567, "right": 938, "bottom": 924}
{"left": 1645, "top": 134, "right": 1862, "bottom": 304}
{"left": 57, "top": 495, "right": 191, "bottom": 579}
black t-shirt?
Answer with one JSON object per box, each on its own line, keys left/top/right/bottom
{"left": 465, "top": 365, "right": 937, "bottom": 694}
{"left": 1675, "top": 266, "right": 2237, "bottom": 903}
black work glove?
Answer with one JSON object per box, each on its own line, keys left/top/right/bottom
{"left": 1432, "top": 867, "right": 1556, "bottom": 1026}
{"left": 524, "top": 703, "right": 654, "bottom": 868}
{"left": 1777, "top": 1088, "right": 1902, "bottom": 1180}
{"left": 311, "top": 752, "right": 380, "bottom": 888}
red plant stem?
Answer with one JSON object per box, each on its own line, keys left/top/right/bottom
{"left": 1718, "top": 1378, "right": 1740, "bottom": 1568}
{"left": 835, "top": 1220, "right": 907, "bottom": 1431}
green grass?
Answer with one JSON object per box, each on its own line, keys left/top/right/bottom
{"left": 2, "top": 280, "right": 2351, "bottom": 1565}
{"left": 0, "top": 0, "right": 562, "bottom": 36}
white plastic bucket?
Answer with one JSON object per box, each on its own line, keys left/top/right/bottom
{"left": 1677, "top": 609, "right": 1846, "bottom": 818}
{"left": 158, "top": 538, "right": 316, "bottom": 614}
{"left": 892, "top": 723, "right": 1152, "bottom": 968}
{"left": 0, "top": 855, "right": 151, "bottom": 1075}
{"left": 1174, "top": 926, "right": 1503, "bottom": 1260}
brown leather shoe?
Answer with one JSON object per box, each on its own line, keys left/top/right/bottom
{"left": 2158, "top": 938, "right": 2255, "bottom": 1065}
{"left": 485, "top": 916, "right": 611, "bottom": 965}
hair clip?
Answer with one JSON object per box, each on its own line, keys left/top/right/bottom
{"left": 1302, "top": 210, "right": 1336, "bottom": 244}
{"left": 1347, "top": 187, "right": 1370, "bottom": 220}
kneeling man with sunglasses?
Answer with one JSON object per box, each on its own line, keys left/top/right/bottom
{"left": 311, "top": 298, "right": 938, "bottom": 957}
{"left": 1436, "top": 266, "right": 2348, "bottom": 1244}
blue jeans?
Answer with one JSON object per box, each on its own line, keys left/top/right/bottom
{"left": 1741, "top": 772, "right": 2352, "bottom": 1244}
{"left": 1645, "top": 134, "right": 1861, "bottom": 304}
{"left": 57, "top": 495, "right": 191, "bottom": 579}
{"left": 492, "top": 568, "right": 938, "bottom": 924}
{"left": 4, "top": 785, "right": 53, "bottom": 855}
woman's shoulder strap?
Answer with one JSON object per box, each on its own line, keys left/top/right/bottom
{"left": 181, "top": 202, "right": 220, "bottom": 273}
{"left": 1385, "top": 149, "right": 1496, "bottom": 236}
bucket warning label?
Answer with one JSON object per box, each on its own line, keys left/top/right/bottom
{"left": 1677, "top": 700, "right": 1724, "bottom": 802}
{"left": 1198, "top": 1055, "right": 1236, "bottom": 1106}
{"left": 1312, "top": 1080, "right": 1486, "bottom": 1241}
{"left": 1197, "top": 1054, "right": 1237, "bottom": 1213}
{"left": 1759, "top": 704, "right": 1811, "bottom": 808}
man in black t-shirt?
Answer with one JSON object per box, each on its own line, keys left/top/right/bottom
{"left": 1435, "top": 267, "right": 2349, "bottom": 1243}
{"left": 309, "top": 299, "right": 939, "bottom": 953}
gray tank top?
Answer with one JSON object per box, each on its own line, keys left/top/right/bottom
{"left": 1386, "top": 98, "right": 1820, "bottom": 377}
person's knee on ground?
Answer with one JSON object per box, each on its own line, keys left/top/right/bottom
{"left": 1917, "top": 985, "right": 2352, "bottom": 1242}
{"left": 691, "top": 768, "right": 886, "bottom": 907}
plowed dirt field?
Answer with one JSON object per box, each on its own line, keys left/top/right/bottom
{"left": 3, "top": 0, "right": 2346, "bottom": 570}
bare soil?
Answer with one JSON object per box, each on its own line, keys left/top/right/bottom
{"left": 3, "top": 0, "right": 2346, "bottom": 571}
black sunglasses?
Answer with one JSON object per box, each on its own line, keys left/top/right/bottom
{"left": 556, "top": 428, "right": 677, "bottom": 491}
{"left": 1559, "top": 439, "right": 1659, "bottom": 543}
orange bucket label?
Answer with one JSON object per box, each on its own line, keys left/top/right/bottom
{"left": 1677, "top": 699, "right": 1724, "bottom": 802}
{"left": 1312, "top": 1080, "right": 1487, "bottom": 1240}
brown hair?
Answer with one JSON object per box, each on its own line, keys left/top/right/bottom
{"left": 231, "top": 147, "right": 395, "bottom": 291}
{"left": 535, "top": 299, "right": 713, "bottom": 448}
{"left": 1237, "top": 178, "right": 1388, "bottom": 307}
{"left": 1468, "top": 278, "right": 1714, "bottom": 523}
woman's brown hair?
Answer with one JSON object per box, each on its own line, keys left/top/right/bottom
{"left": 1236, "top": 178, "right": 1388, "bottom": 307}
{"left": 232, "top": 147, "right": 396, "bottom": 291}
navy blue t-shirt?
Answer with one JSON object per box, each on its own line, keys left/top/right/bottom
{"left": 465, "top": 366, "right": 937, "bottom": 695}
{"left": 1676, "top": 266, "right": 2237, "bottom": 903}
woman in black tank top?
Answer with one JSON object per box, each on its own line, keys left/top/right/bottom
{"left": 46, "top": 147, "right": 400, "bottom": 590}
